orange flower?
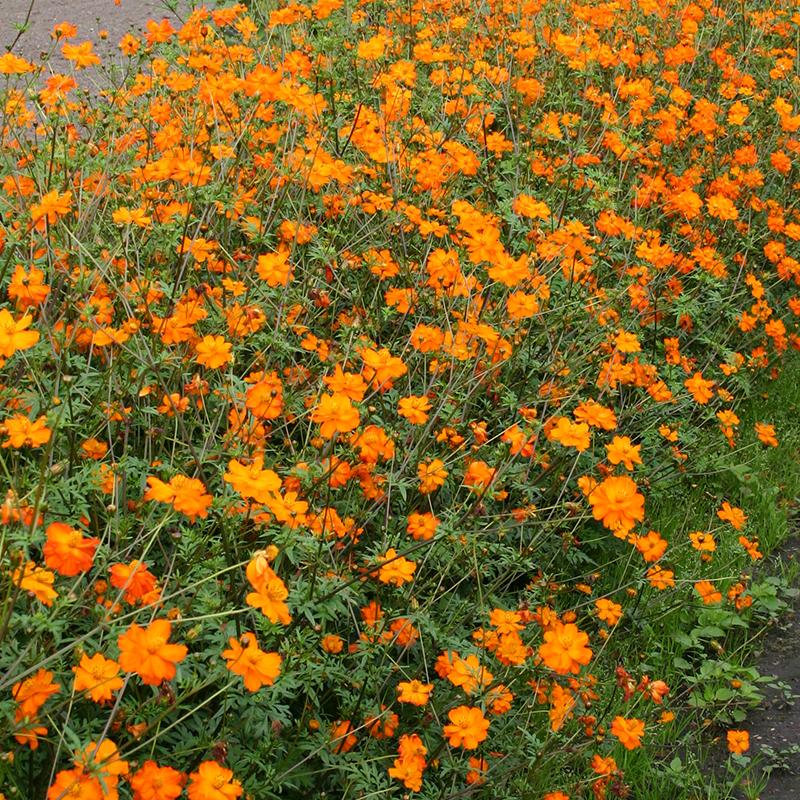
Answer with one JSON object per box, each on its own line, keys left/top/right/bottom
{"left": 754, "top": 422, "right": 778, "bottom": 447}
{"left": 47, "top": 768, "right": 103, "bottom": 800}
{"left": 222, "top": 632, "right": 282, "bottom": 691}
{"left": 717, "top": 501, "right": 747, "bottom": 530}
{"left": 321, "top": 634, "right": 344, "bottom": 654}
{"left": 256, "top": 251, "right": 292, "bottom": 286}
{"left": 311, "top": 393, "right": 360, "bottom": 438}
{"left": 30, "top": 190, "right": 72, "bottom": 228}
{"left": 398, "top": 395, "right": 432, "bottom": 425}
{"left": 72, "top": 653, "right": 124, "bottom": 703}
{"left": 574, "top": 400, "right": 617, "bottom": 430}
{"left": 1, "top": 414, "right": 52, "bottom": 448}
{"left": 646, "top": 565, "right": 675, "bottom": 590}
{"left": 109, "top": 560, "right": 158, "bottom": 604}
{"left": 117, "top": 619, "right": 188, "bottom": 686}
{"left": 694, "top": 580, "right": 722, "bottom": 604}
{"left": 195, "top": 335, "right": 233, "bottom": 369}
{"left": 130, "top": 760, "right": 185, "bottom": 800}
{"left": 684, "top": 372, "right": 714, "bottom": 404}
{"left": 62, "top": 41, "right": 101, "bottom": 68}
{"left": 397, "top": 679, "right": 433, "bottom": 706}
{"left": 635, "top": 530, "right": 668, "bottom": 562}
{"left": 378, "top": 549, "right": 416, "bottom": 586}
{"left": 443, "top": 706, "right": 490, "bottom": 749}
{"left": 331, "top": 720, "right": 358, "bottom": 753}
{"left": 610, "top": 716, "right": 645, "bottom": 750}
{"left": 144, "top": 475, "right": 212, "bottom": 521}
{"left": 727, "top": 729, "right": 750, "bottom": 754}
{"left": 245, "top": 553, "right": 291, "bottom": 625}
{"left": 12, "top": 668, "right": 60, "bottom": 718}
{"left": 187, "top": 761, "right": 243, "bottom": 800}
{"left": 75, "top": 739, "right": 129, "bottom": 798}
{"left": 12, "top": 561, "right": 57, "bottom": 605}
{"left": 417, "top": 458, "right": 448, "bottom": 493}
{"left": 0, "top": 309, "right": 39, "bottom": 357}
{"left": 548, "top": 417, "right": 591, "bottom": 451}
{"left": 43, "top": 522, "right": 99, "bottom": 576}
{"left": 605, "top": 436, "right": 642, "bottom": 470}
{"left": 539, "top": 621, "right": 592, "bottom": 675}
{"left": 595, "top": 599, "right": 622, "bottom": 626}
{"left": 588, "top": 476, "right": 645, "bottom": 535}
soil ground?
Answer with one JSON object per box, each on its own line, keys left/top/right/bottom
{"left": 746, "top": 538, "right": 800, "bottom": 799}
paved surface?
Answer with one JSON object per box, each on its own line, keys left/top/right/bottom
{"left": 2, "top": 0, "right": 185, "bottom": 72}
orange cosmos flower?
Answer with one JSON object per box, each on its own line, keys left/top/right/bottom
{"left": 595, "top": 599, "right": 622, "bottom": 626}
{"left": 397, "top": 679, "right": 433, "bottom": 706}
{"left": 727, "top": 729, "right": 750, "bottom": 754}
{"left": 635, "top": 530, "right": 668, "bottom": 562}
{"left": 574, "top": 400, "right": 617, "bottom": 430}
{"left": 130, "top": 760, "right": 186, "bottom": 800}
{"left": 222, "top": 632, "right": 282, "bottom": 691}
{"left": 378, "top": 549, "right": 416, "bottom": 586}
{"left": 717, "top": 501, "right": 747, "bottom": 530}
{"left": 117, "top": 619, "right": 188, "bottom": 686}
{"left": 43, "top": 522, "right": 99, "bottom": 576}
{"left": 30, "top": 190, "right": 72, "bottom": 229}
{"left": 75, "top": 739, "right": 129, "bottom": 798}
{"left": 245, "top": 553, "right": 291, "bottom": 625}
{"left": 588, "top": 476, "right": 645, "bottom": 535}
{"left": 684, "top": 372, "right": 714, "bottom": 404}
{"left": 1, "top": 415, "right": 52, "bottom": 449}
{"left": 195, "top": 335, "right": 233, "bottom": 369}
{"left": 144, "top": 475, "right": 212, "bottom": 521}
{"left": 13, "top": 668, "right": 60, "bottom": 717}
{"left": 12, "top": 561, "right": 57, "bottom": 605}
{"left": 62, "top": 41, "right": 101, "bottom": 68}
{"left": 539, "top": 621, "right": 592, "bottom": 675}
{"left": 544, "top": 794, "right": 571, "bottom": 800}
{"left": 187, "top": 761, "right": 243, "bottom": 800}
{"left": 443, "top": 706, "right": 490, "bottom": 749}
{"left": 605, "top": 436, "right": 642, "bottom": 470}
{"left": 694, "top": 580, "right": 722, "bottom": 604}
{"left": 47, "top": 768, "right": 103, "bottom": 800}
{"left": 646, "top": 565, "right": 675, "bottom": 590}
{"left": 610, "top": 716, "right": 645, "bottom": 750}
{"left": 256, "top": 251, "right": 292, "bottom": 286}
{"left": 417, "top": 458, "right": 448, "bottom": 493}
{"left": 109, "top": 560, "right": 158, "bottom": 604}
{"left": 72, "top": 653, "right": 124, "bottom": 703}
{"left": 321, "top": 634, "right": 344, "bottom": 654}
{"left": 0, "top": 309, "right": 39, "bottom": 357}
{"left": 398, "top": 395, "right": 432, "bottom": 425}
{"left": 312, "top": 393, "right": 360, "bottom": 439}
{"left": 548, "top": 417, "right": 591, "bottom": 451}
{"left": 331, "top": 720, "right": 358, "bottom": 753}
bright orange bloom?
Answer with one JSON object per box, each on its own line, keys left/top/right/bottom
{"left": 195, "top": 335, "right": 233, "bottom": 369}
{"left": 47, "top": 768, "right": 103, "bottom": 800}
{"left": 443, "top": 706, "right": 490, "bottom": 749}
{"left": 548, "top": 417, "right": 591, "bottom": 451}
{"left": 717, "top": 501, "right": 747, "bottom": 530}
{"left": 727, "top": 729, "right": 750, "bottom": 754}
{"left": 12, "top": 561, "right": 57, "bottom": 605}
{"left": 62, "top": 41, "right": 101, "bottom": 68}
{"left": 539, "top": 621, "right": 592, "bottom": 675}
{"left": 144, "top": 475, "right": 212, "bottom": 521}
{"left": 187, "top": 761, "right": 243, "bottom": 800}
{"left": 130, "top": 760, "right": 185, "bottom": 800}
{"left": 311, "top": 393, "right": 360, "bottom": 438}
{"left": 610, "top": 716, "right": 645, "bottom": 750}
{"left": 398, "top": 395, "right": 431, "bottom": 425}
{"left": 0, "top": 309, "right": 39, "bottom": 357}
{"left": 245, "top": 553, "right": 291, "bottom": 625}
{"left": 72, "top": 653, "right": 123, "bottom": 703}
{"left": 43, "top": 522, "right": 99, "bottom": 576}
{"left": 588, "top": 476, "right": 645, "bottom": 535}
{"left": 12, "top": 668, "right": 60, "bottom": 717}
{"left": 595, "top": 599, "right": 622, "bottom": 626}
{"left": 30, "top": 190, "right": 72, "bottom": 228}
{"left": 378, "top": 549, "right": 416, "bottom": 586}
{"left": 75, "top": 739, "right": 129, "bottom": 798}
{"left": 109, "top": 560, "right": 158, "bottom": 604}
{"left": 646, "top": 565, "right": 675, "bottom": 590}
{"left": 117, "top": 619, "right": 188, "bottom": 686}
{"left": 222, "top": 632, "right": 282, "bottom": 691}
{"left": 635, "top": 530, "right": 668, "bottom": 562}
{"left": 574, "top": 400, "right": 617, "bottom": 430}
{"left": 754, "top": 422, "right": 778, "bottom": 447}
{"left": 397, "top": 679, "right": 433, "bottom": 706}
{"left": 694, "top": 580, "right": 722, "bottom": 604}
{"left": 330, "top": 720, "right": 358, "bottom": 753}
{"left": 684, "top": 372, "right": 714, "bottom": 404}
{"left": 417, "top": 458, "right": 448, "bottom": 493}
{"left": 605, "top": 436, "right": 642, "bottom": 470}
{"left": 1, "top": 414, "right": 52, "bottom": 448}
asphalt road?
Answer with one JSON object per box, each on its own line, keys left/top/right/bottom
{"left": 1, "top": 0, "right": 185, "bottom": 71}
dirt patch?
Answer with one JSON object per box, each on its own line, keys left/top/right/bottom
{"left": 1, "top": 0, "right": 184, "bottom": 73}
{"left": 748, "top": 538, "right": 800, "bottom": 798}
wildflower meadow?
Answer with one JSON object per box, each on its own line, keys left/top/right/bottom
{"left": 1, "top": 0, "right": 800, "bottom": 798}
